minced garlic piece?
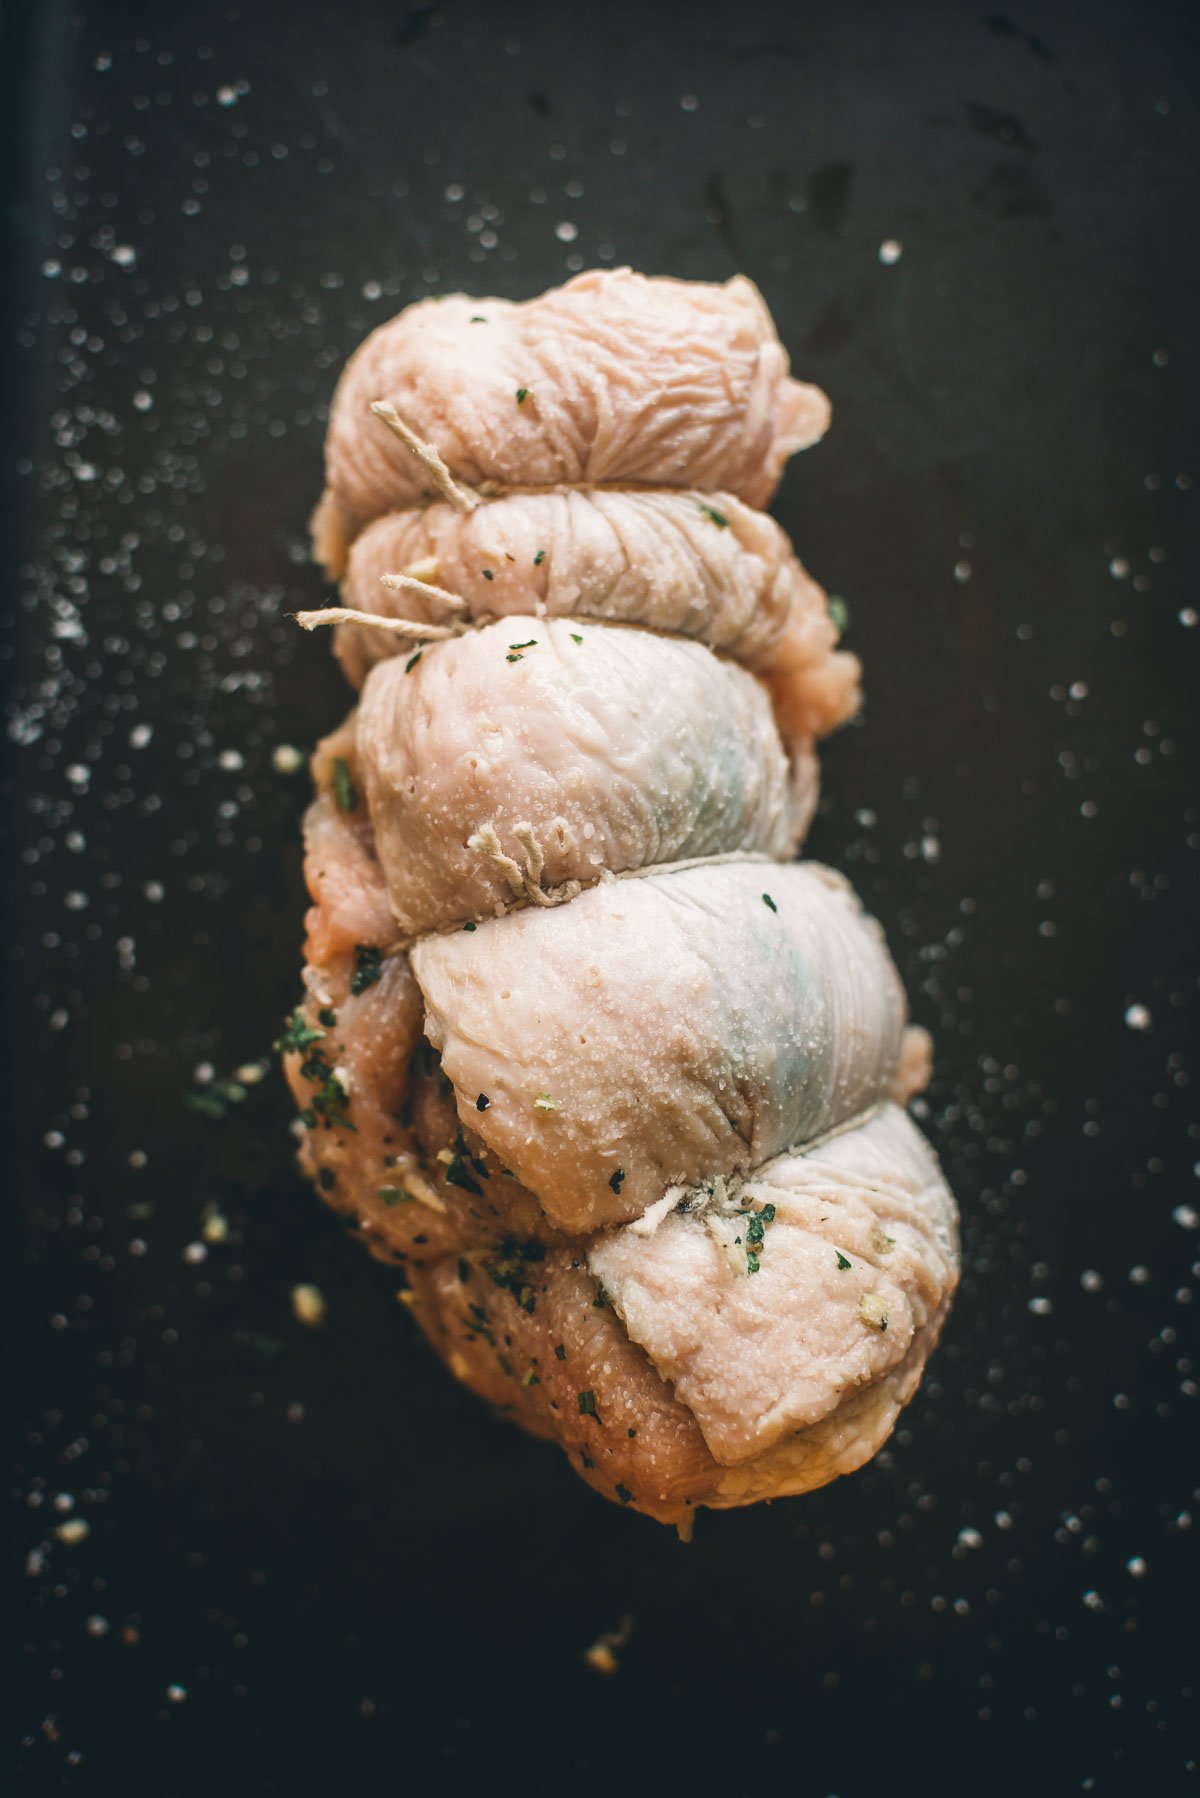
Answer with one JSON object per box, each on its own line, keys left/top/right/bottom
{"left": 859, "top": 1291, "right": 889, "bottom": 1331}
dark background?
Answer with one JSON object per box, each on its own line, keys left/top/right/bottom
{"left": 3, "top": 1, "right": 1197, "bottom": 1793}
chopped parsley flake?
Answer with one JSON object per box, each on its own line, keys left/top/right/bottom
{"left": 482, "top": 568, "right": 494, "bottom": 581}
{"left": 463, "top": 921, "right": 477, "bottom": 932}
{"left": 872, "top": 1225, "right": 896, "bottom": 1254}
{"left": 378, "top": 1185, "right": 411, "bottom": 1206}
{"left": 476, "top": 1093, "right": 490, "bottom": 1111}
{"left": 275, "top": 1009, "right": 325, "bottom": 1055}
{"left": 317, "top": 1007, "right": 338, "bottom": 1028}
{"left": 521, "top": 1369, "right": 540, "bottom": 1386}
{"left": 533, "top": 548, "right": 546, "bottom": 566}
{"left": 578, "top": 1389, "right": 598, "bottom": 1417}
{"left": 615, "top": 1483, "right": 633, "bottom": 1505}
{"left": 697, "top": 501, "right": 730, "bottom": 528}
{"left": 836, "top": 1250, "right": 852, "bottom": 1271}
{"left": 733, "top": 1202, "right": 777, "bottom": 1273}
{"left": 555, "top": 1343, "right": 566, "bottom": 1360}
{"left": 509, "top": 639, "right": 539, "bottom": 651}
{"left": 350, "top": 944, "right": 383, "bottom": 995}
{"left": 762, "top": 892, "right": 777, "bottom": 913}
{"left": 570, "top": 632, "right": 583, "bottom": 644}
{"left": 331, "top": 756, "right": 357, "bottom": 813}
{"left": 609, "top": 1168, "right": 625, "bottom": 1194}
{"left": 506, "top": 652, "right": 524, "bottom": 663}
{"left": 405, "top": 650, "right": 423, "bottom": 673}
{"left": 828, "top": 595, "right": 850, "bottom": 633}
{"left": 516, "top": 387, "right": 529, "bottom": 404}
{"left": 470, "top": 315, "right": 488, "bottom": 323}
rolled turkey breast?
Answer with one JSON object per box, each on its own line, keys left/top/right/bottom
{"left": 283, "top": 266, "right": 958, "bottom": 1527}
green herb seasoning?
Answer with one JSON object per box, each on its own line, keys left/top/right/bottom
{"left": 275, "top": 1009, "right": 325, "bottom": 1055}
{"left": 836, "top": 1250, "right": 852, "bottom": 1271}
{"left": 746, "top": 1250, "right": 761, "bottom": 1275}
{"left": 187, "top": 1082, "right": 245, "bottom": 1121}
{"left": 317, "top": 1006, "right": 338, "bottom": 1028}
{"left": 827, "top": 596, "right": 850, "bottom": 633}
{"left": 578, "top": 1390, "right": 598, "bottom": 1417}
{"left": 570, "top": 633, "right": 583, "bottom": 645}
{"left": 697, "top": 501, "right": 730, "bottom": 528}
{"left": 378, "top": 1185, "right": 411, "bottom": 1206}
{"left": 463, "top": 921, "right": 477, "bottom": 932}
{"left": 509, "top": 639, "right": 538, "bottom": 651}
{"left": 470, "top": 315, "right": 488, "bottom": 323}
{"left": 331, "top": 756, "right": 357, "bottom": 814}
{"left": 609, "top": 1168, "right": 625, "bottom": 1194}
{"left": 516, "top": 387, "right": 529, "bottom": 404}
{"left": 350, "top": 944, "right": 383, "bottom": 995}
{"left": 762, "top": 892, "right": 777, "bottom": 913}
{"left": 521, "top": 1369, "right": 540, "bottom": 1387}
{"left": 405, "top": 650, "right": 423, "bottom": 674}
{"left": 482, "top": 568, "right": 494, "bottom": 581}
{"left": 555, "top": 1343, "right": 567, "bottom": 1361}
{"left": 533, "top": 548, "right": 546, "bottom": 566}
{"left": 615, "top": 1483, "right": 633, "bottom": 1505}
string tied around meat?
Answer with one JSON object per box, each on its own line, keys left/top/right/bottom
{"left": 369, "top": 400, "right": 480, "bottom": 513}
{"left": 466, "top": 821, "right": 584, "bottom": 910}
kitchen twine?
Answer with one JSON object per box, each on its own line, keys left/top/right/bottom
{"left": 293, "top": 398, "right": 814, "bottom": 950}
{"left": 298, "top": 403, "right": 903, "bottom": 1212}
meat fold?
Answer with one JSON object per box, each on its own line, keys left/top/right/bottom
{"left": 410, "top": 862, "right": 907, "bottom": 1233}
{"left": 587, "top": 1104, "right": 958, "bottom": 1464}
{"left": 313, "top": 268, "right": 830, "bottom": 567}
{"left": 356, "top": 615, "right": 814, "bottom": 936}
{"left": 331, "top": 487, "right": 860, "bottom": 744}
{"left": 406, "top": 1106, "right": 955, "bottom": 1526}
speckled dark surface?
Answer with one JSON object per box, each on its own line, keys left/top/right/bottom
{"left": 4, "top": 1, "right": 1198, "bottom": 1793}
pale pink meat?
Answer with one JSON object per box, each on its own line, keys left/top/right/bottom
{"left": 283, "top": 266, "right": 958, "bottom": 1524}
{"left": 314, "top": 268, "right": 830, "bottom": 564}
{"left": 331, "top": 486, "right": 860, "bottom": 743}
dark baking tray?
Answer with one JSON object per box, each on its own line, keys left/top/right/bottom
{"left": 4, "top": 1, "right": 1197, "bottom": 1792}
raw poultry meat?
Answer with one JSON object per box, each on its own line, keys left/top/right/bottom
{"left": 312, "top": 268, "right": 831, "bottom": 572}
{"left": 356, "top": 620, "right": 815, "bottom": 936}
{"left": 284, "top": 266, "right": 959, "bottom": 1527}
{"left": 329, "top": 487, "right": 859, "bottom": 743}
